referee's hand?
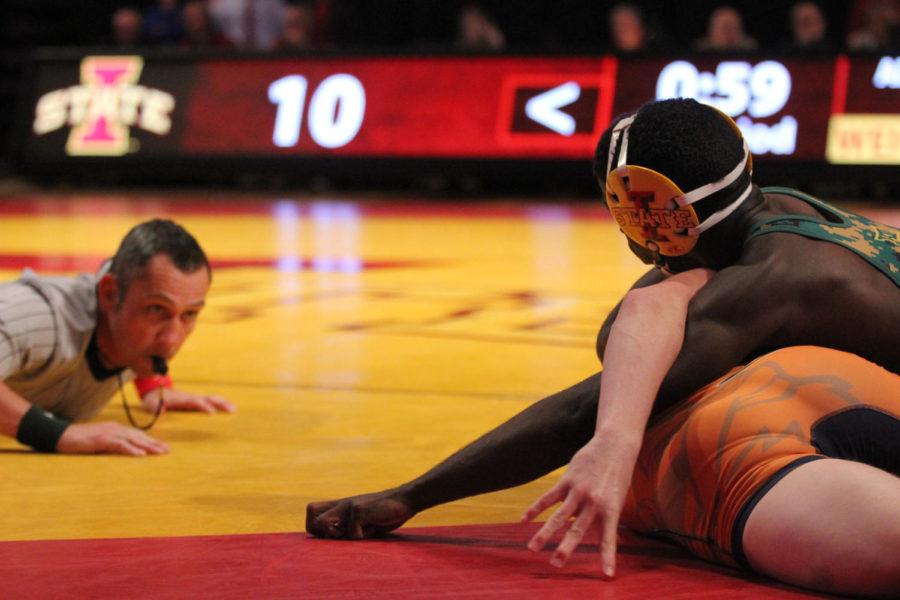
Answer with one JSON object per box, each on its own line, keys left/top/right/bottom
{"left": 141, "top": 387, "right": 236, "bottom": 415}
{"left": 56, "top": 422, "right": 170, "bottom": 456}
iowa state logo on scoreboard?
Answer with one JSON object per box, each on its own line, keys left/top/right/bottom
{"left": 32, "top": 56, "right": 175, "bottom": 156}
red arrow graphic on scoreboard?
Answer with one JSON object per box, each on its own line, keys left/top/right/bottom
{"left": 524, "top": 82, "right": 581, "bottom": 136}
{"left": 497, "top": 60, "right": 617, "bottom": 153}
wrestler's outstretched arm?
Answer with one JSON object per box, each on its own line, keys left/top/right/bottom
{"left": 305, "top": 269, "right": 705, "bottom": 541}
{"left": 306, "top": 369, "right": 605, "bottom": 539}
{"left": 305, "top": 266, "right": 657, "bottom": 539}
{"left": 305, "top": 263, "right": 770, "bottom": 541}
{"left": 522, "top": 268, "right": 713, "bottom": 578}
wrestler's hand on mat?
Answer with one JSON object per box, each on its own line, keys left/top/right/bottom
{"left": 56, "top": 422, "right": 170, "bottom": 456}
{"left": 141, "top": 388, "right": 236, "bottom": 414}
{"left": 306, "top": 489, "right": 414, "bottom": 539}
{"left": 522, "top": 434, "right": 639, "bottom": 578}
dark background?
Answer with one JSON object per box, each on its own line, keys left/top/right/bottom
{"left": 0, "top": 1, "right": 857, "bottom": 50}
{"left": 2, "top": 1, "right": 896, "bottom": 199}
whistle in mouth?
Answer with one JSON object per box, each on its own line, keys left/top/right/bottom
{"left": 151, "top": 356, "right": 168, "bottom": 376}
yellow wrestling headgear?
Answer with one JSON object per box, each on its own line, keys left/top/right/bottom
{"left": 604, "top": 108, "right": 753, "bottom": 258}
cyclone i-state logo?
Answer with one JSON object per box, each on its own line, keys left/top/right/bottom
{"left": 32, "top": 56, "right": 175, "bottom": 156}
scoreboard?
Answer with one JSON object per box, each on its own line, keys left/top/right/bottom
{"left": 15, "top": 51, "right": 900, "bottom": 169}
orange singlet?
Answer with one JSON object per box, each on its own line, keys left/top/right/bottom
{"left": 621, "top": 346, "right": 900, "bottom": 569}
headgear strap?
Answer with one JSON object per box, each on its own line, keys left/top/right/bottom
{"left": 604, "top": 107, "right": 753, "bottom": 257}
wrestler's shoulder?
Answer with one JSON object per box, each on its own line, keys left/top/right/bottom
{"left": 706, "top": 240, "right": 858, "bottom": 322}
{"left": 741, "top": 232, "right": 859, "bottom": 285}
{"left": 746, "top": 236, "right": 893, "bottom": 328}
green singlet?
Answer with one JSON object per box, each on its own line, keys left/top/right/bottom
{"left": 747, "top": 187, "right": 900, "bottom": 288}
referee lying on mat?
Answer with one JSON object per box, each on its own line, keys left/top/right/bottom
{"left": 0, "top": 219, "right": 234, "bottom": 456}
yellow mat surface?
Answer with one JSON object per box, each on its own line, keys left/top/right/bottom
{"left": 0, "top": 192, "right": 646, "bottom": 541}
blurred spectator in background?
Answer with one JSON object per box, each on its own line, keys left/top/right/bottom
{"left": 308, "top": 0, "right": 334, "bottom": 48}
{"left": 846, "top": 0, "right": 899, "bottom": 51}
{"left": 144, "top": 0, "right": 185, "bottom": 45}
{"left": 182, "top": 0, "right": 234, "bottom": 48}
{"left": 274, "top": 2, "right": 316, "bottom": 50}
{"left": 607, "top": 2, "right": 666, "bottom": 53}
{"left": 109, "top": 7, "right": 145, "bottom": 47}
{"left": 608, "top": 3, "right": 646, "bottom": 53}
{"left": 694, "top": 5, "right": 757, "bottom": 52}
{"left": 455, "top": 4, "right": 505, "bottom": 51}
{"left": 782, "top": 1, "right": 835, "bottom": 52}
{"left": 208, "top": 0, "right": 287, "bottom": 50}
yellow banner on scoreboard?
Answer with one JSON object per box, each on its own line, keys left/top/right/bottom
{"left": 826, "top": 114, "right": 900, "bottom": 165}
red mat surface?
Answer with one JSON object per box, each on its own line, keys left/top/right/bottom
{"left": 0, "top": 524, "right": 829, "bottom": 599}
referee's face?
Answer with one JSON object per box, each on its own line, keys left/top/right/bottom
{"left": 99, "top": 253, "right": 210, "bottom": 376}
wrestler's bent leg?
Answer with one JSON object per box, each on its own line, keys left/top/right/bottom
{"left": 742, "top": 458, "right": 900, "bottom": 598}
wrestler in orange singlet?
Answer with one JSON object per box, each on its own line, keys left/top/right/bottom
{"left": 307, "top": 99, "right": 899, "bottom": 597}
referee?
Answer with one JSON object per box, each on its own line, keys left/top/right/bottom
{"left": 0, "top": 219, "right": 234, "bottom": 456}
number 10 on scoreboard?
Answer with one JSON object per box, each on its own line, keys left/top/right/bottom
{"left": 268, "top": 74, "right": 366, "bottom": 149}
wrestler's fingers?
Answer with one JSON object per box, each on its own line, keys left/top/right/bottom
{"left": 527, "top": 493, "right": 580, "bottom": 552}
{"left": 599, "top": 510, "right": 621, "bottom": 579}
{"left": 550, "top": 506, "right": 596, "bottom": 568}
{"left": 347, "top": 505, "right": 366, "bottom": 540}
{"left": 307, "top": 502, "right": 349, "bottom": 538}
{"left": 322, "top": 505, "right": 353, "bottom": 539}
{"left": 522, "top": 484, "right": 565, "bottom": 523}
{"left": 305, "top": 502, "right": 337, "bottom": 535}
{"left": 305, "top": 500, "right": 335, "bottom": 516}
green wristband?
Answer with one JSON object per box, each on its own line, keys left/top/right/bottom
{"left": 16, "top": 405, "right": 71, "bottom": 453}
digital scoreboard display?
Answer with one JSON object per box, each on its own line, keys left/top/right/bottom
{"left": 826, "top": 55, "right": 900, "bottom": 164}
{"left": 16, "top": 52, "right": 900, "bottom": 167}
{"left": 612, "top": 57, "right": 835, "bottom": 159}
